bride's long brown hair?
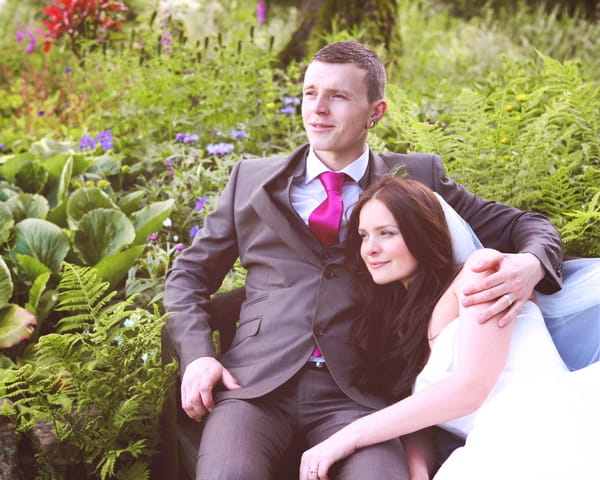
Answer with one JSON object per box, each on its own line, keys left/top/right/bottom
{"left": 345, "top": 176, "right": 457, "bottom": 401}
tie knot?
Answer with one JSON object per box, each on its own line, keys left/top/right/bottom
{"left": 319, "top": 171, "right": 345, "bottom": 194}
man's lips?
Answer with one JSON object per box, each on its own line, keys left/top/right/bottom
{"left": 308, "top": 122, "right": 334, "bottom": 130}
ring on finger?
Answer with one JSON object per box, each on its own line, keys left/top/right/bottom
{"left": 503, "top": 293, "right": 513, "bottom": 306}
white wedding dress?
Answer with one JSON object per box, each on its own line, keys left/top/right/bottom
{"left": 414, "top": 196, "right": 600, "bottom": 479}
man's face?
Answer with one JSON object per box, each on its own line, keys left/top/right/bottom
{"left": 302, "top": 61, "right": 376, "bottom": 169}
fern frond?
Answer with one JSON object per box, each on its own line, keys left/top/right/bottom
{"left": 56, "top": 263, "right": 116, "bottom": 332}
{"left": 116, "top": 460, "right": 150, "bottom": 480}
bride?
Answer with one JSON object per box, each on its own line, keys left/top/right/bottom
{"left": 299, "top": 176, "right": 600, "bottom": 480}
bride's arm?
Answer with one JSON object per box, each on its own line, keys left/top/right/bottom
{"left": 299, "top": 249, "right": 516, "bottom": 480}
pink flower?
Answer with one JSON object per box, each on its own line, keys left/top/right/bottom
{"left": 257, "top": 0, "right": 266, "bottom": 25}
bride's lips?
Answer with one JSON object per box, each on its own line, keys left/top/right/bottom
{"left": 368, "top": 261, "right": 389, "bottom": 269}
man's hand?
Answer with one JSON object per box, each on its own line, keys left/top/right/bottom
{"left": 180, "top": 356, "right": 241, "bottom": 422}
{"left": 462, "top": 250, "right": 544, "bottom": 327}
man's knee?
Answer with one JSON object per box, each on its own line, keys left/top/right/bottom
{"left": 333, "top": 438, "right": 409, "bottom": 479}
{"left": 196, "top": 452, "right": 274, "bottom": 480}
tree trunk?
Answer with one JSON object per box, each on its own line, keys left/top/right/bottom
{"left": 278, "top": 0, "right": 401, "bottom": 66}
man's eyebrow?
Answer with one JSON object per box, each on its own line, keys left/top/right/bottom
{"left": 302, "top": 85, "right": 353, "bottom": 96}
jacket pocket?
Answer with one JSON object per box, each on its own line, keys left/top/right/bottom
{"left": 230, "top": 316, "right": 262, "bottom": 349}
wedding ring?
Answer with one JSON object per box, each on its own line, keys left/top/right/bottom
{"left": 503, "top": 294, "right": 513, "bottom": 306}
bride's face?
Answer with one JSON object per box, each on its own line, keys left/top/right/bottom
{"left": 358, "top": 199, "right": 418, "bottom": 288}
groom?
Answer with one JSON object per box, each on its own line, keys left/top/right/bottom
{"left": 163, "top": 41, "right": 564, "bottom": 479}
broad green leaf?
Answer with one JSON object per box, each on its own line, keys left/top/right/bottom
{"left": 16, "top": 254, "right": 52, "bottom": 281}
{"left": 25, "top": 271, "right": 52, "bottom": 317}
{"left": 14, "top": 160, "right": 49, "bottom": 194}
{"left": 72, "top": 209, "right": 135, "bottom": 265}
{"left": 47, "top": 199, "right": 68, "bottom": 228}
{"left": 0, "top": 258, "right": 13, "bottom": 307}
{"left": 94, "top": 244, "right": 145, "bottom": 290}
{"left": 0, "top": 202, "right": 14, "bottom": 245}
{"left": 42, "top": 154, "right": 74, "bottom": 208}
{"left": 118, "top": 191, "right": 146, "bottom": 216}
{"left": 5, "top": 193, "right": 49, "bottom": 222}
{"left": 66, "top": 187, "right": 118, "bottom": 229}
{"left": 0, "top": 181, "right": 20, "bottom": 201}
{"left": 56, "top": 155, "right": 73, "bottom": 206}
{"left": 0, "top": 304, "right": 36, "bottom": 348}
{"left": 0, "top": 153, "right": 37, "bottom": 181}
{"left": 25, "top": 273, "right": 56, "bottom": 324}
{"left": 131, "top": 199, "right": 175, "bottom": 245}
{"left": 13, "top": 218, "right": 71, "bottom": 273}
{"left": 30, "top": 138, "right": 76, "bottom": 156}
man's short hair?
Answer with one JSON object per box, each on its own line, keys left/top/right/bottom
{"left": 311, "top": 41, "right": 386, "bottom": 103}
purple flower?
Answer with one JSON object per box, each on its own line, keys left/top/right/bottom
{"left": 79, "top": 135, "right": 96, "bottom": 150}
{"left": 257, "top": 0, "right": 266, "bottom": 24}
{"left": 284, "top": 97, "right": 301, "bottom": 106}
{"left": 98, "top": 129, "right": 113, "bottom": 150}
{"left": 161, "top": 30, "right": 172, "bottom": 47}
{"left": 184, "top": 134, "right": 199, "bottom": 144}
{"left": 37, "top": 110, "right": 45, "bottom": 117}
{"left": 148, "top": 233, "right": 159, "bottom": 241}
{"left": 280, "top": 107, "right": 295, "bottom": 115}
{"left": 206, "top": 143, "right": 234, "bottom": 155}
{"left": 25, "top": 32, "right": 38, "bottom": 53}
{"left": 174, "top": 243, "right": 186, "bottom": 251}
{"left": 164, "top": 158, "right": 175, "bottom": 167}
{"left": 189, "top": 225, "right": 200, "bottom": 237}
{"left": 231, "top": 129, "right": 249, "bottom": 139}
{"left": 0, "top": 144, "right": 5, "bottom": 150}
{"left": 167, "top": 170, "right": 175, "bottom": 176}
{"left": 64, "top": 67, "right": 72, "bottom": 74}
{"left": 195, "top": 197, "right": 207, "bottom": 211}
{"left": 176, "top": 132, "right": 199, "bottom": 143}
{"left": 16, "top": 30, "right": 24, "bottom": 43}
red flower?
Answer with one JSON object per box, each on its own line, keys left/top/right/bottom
{"left": 41, "top": 0, "right": 128, "bottom": 53}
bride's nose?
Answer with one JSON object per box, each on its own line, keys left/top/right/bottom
{"left": 363, "top": 236, "right": 380, "bottom": 256}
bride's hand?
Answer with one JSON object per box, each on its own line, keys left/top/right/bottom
{"left": 461, "top": 249, "right": 544, "bottom": 327}
{"left": 299, "top": 434, "right": 357, "bottom": 480}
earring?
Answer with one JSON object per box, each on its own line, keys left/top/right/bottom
{"left": 369, "top": 119, "right": 377, "bottom": 129}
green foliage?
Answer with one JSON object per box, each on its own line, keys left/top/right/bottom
{"left": 380, "top": 52, "right": 600, "bottom": 256}
{"left": 1, "top": 263, "right": 177, "bottom": 479}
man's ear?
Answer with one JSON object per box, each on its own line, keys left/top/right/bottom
{"left": 372, "top": 99, "right": 387, "bottom": 123}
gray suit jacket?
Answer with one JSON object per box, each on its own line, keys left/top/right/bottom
{"left": 164, "top": 144, "right": 563, "bottom": 410}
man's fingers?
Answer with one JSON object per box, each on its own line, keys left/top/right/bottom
{"left": 199, "top": 386, "right": 215, "bottom": 413}
{"left": 462, "top": 281, "right": 504, "bottom": 307}
{"left": 462, "top": 269, "right": 504, "bottom": 296}
{"left": 181, "top": 386, "right": 209, "bottom": 421}
{"left": 476, "top": 299, "right": 521, "bottom": 327}
{"left": 222, "top": 368, "right": 242, "bottom": 390}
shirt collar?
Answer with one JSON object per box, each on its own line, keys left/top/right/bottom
{"left": 305, "top": 147, "right": 369, "bottom": 184}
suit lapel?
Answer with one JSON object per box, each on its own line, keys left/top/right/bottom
{"left": 362, "top": 150, "right": 397, "bottom": 187}
{"left": 249, "top": 145, "right": 322, "bottom": 265}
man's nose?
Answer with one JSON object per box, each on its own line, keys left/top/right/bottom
{"left": 315, "top": 96, "right": 328, "bottom": 114}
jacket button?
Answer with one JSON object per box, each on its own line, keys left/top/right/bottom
{"left": 315, "top": 327, "right": 324, "bottom": 336}
{"left": 324, "top": 268, "right": 335, "bottom": 279}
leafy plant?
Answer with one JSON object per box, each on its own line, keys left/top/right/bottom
{"left": 1, "top": 263, "right": 177, "bottom": 479}
{"left": 41, "top": 0, "right": 130, "bottom": 59}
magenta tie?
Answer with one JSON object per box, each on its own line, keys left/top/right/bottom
{"left": 308, "top": 171, "right": 346, "bottom": 247}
